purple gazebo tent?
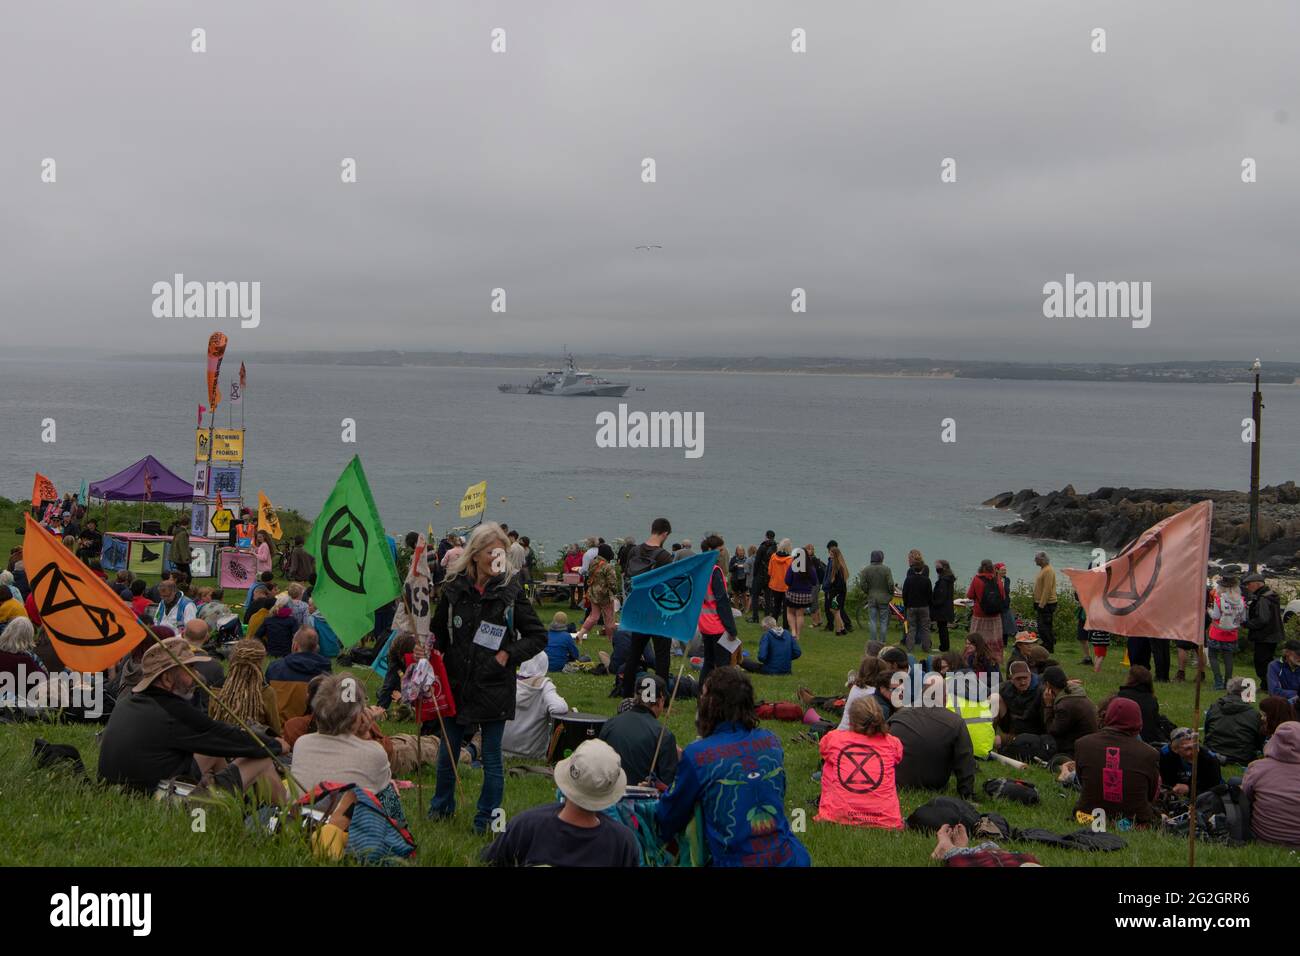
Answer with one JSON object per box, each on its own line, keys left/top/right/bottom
{"left": 89, "top": 455, "right": 193, "bottom": 503}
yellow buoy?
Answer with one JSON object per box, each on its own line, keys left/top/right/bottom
{"left": 566, "top": 496, "right": 575, "bottom": 501}
{"left": 433, "top": 500, "right": 441, "bottom": 507}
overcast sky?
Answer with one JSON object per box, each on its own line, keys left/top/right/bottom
{"left": 4, "top": 0, "right": 1298, "bottom": 362}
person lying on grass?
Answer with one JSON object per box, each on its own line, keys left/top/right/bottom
{"left": 815, "top": 694, "right": 904, "bottom": 829}
{"left": 97, "top": 636, "right": 289, "bottom": 803}
{"left": 931, "top": 823, "right": 1041, "bottom": 867}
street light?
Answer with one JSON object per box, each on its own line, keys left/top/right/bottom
{"left": 1249, "top": 359, "right": 1263, "bottom": 574}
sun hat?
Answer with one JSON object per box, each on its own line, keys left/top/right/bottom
{"left": 554, "top": 739, "right": 627, "bottom": 812}
{"left": 133, "top": 636, "right": 212, "bottom": 693}
{"left": 1014, "top": 631, "right": 1039, "bottom": 645}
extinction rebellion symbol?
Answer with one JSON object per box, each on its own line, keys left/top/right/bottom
{"left": 1101, "top": 533, "right": 1163, "bottom": 616}
{"left": 836, "top": 743, "right": 884, "bottom": 794}
{"left": 650, "top": 575, "right": 693, "bottom": 614}
{"left": 321, "top": 506, "right": 369, "bottom": 594}
{"left": 30, "top": 562, "right": 129, "bottom": 647}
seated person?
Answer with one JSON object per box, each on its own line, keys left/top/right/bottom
{"left": 290, "top": 672, "right": 405, "bottom": 822}
{"left": 502, "top": 651, "right": 570, "bottom": 760}
{"left": 266, "top": 627, "right": 333, "bottom": 683}
{"left": 1203, "top": 677, "right": 1264, "bottom": 765}
{"left": 1266, "top": 640, "right": 1300, "bottom": 706}
{"left": 598, "top": 674, "right": 679, "bottom": 786}
{"left": 931, "top": 823, "right": 1041, "bottom": 867}
{"left": 283, "top": 582, "right": 311, "bottom": 631}
{"left": 481, "top": 739, "right": 638, "bottom": 867}
{"left": 962, "top": 633, "right": 999, "bottom": 675}
{"left": 1041, "top": 666, "right": 1098, "bottom": 757}
{"left": 255, "top": 594, "right": 298, "bottom": 658}
{"left": 197, "top": 588, "right": 235, "bottom": 633}
{"left": 243, "top": 586, "right": 275, "bottom": 642}
{"left": 376, "top": 633, "right": 416, "bottom": 712}
{"left": 655, "top": 667, "right": 811, "bottom": 867}
{"left": 1158, "top": 727, "right": 1223, "bottom": 796}
{"left": 1242, "top": 721, "right": 1300, "bottom": 848}
{"left": 208, "top": 639, "right": 282, "bottom": 735}
{"left": 887, "top": 673, "right": 977, "bottom": 800}
{"left": 0, "top": 618, "right": 46, "bottom": 685}
{"left": 1073, "top": 697, "right": 1159, "bottom": 829}
{"left": 996, "top": 660, "right": 1045, "bottom": 737}
{"left": 97, "top": 637, "right": 287, "bottom": 802}
{"left": 0, "top": 590, "right": 29, "bottom": 632}
{"left": 1115, "top": 666, "right": 1166, "bottom": 745}
{"left": 129, "top": 578, "right": 151, "bottom": 618}
{"left": 607, "top": 627, "right": 655, "bottom": 688}
{"left": 544, "top": 611, "right": 583, "bottom": 673}
{"left": 816, "top": 695, "right": 904, "bottom": 829}
{"left": 182, "top": 619, "right": 224, "bottom": 712}
{"left": 1260, "top": 696, "right": 1297, "bottom": 740}
{"left": 740, "top": 616, "right": 801, "bottom": 675}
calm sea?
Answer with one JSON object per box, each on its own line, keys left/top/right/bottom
{"left": 3, "top": 357, "right": 1297, "bottom": 584}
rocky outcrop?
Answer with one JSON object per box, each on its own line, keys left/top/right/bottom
{"left": 986, "top": 482, "right": 1300, "bottom": 572}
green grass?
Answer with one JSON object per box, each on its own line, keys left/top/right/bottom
{"left": 1, "top": 596, "right": 1296, "bottom": 867}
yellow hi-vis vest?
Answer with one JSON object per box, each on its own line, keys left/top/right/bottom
{"left": 947, "top": 688, "right": 995, "bottom": 759}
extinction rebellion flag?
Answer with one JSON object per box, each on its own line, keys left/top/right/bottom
{"left": 620, "top": 549, "right": 719, "bottom": 644}
{"left": 31, "top": 472, "right": 58, "bottom": 508}
{"left": 1065, "top": 500, "right": 1213, "bottom": 646}
{"left": 23, "top": 515, "right": 149, "bottom": 672}
{"left": 257, "top": 489, "right": 283, "bottom": 540}
{"left": 304, "top": 456, "right": 400, "bottom": 646}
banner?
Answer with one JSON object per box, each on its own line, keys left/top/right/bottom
{"left": 77, "top": 479, "right": 87, "bottom": 507}
{"left": 100, "top": 535, "right": 128, "bottom": 573}
{"left": 31, "top": 473, "right": 58, "bottom": 508}
{"left": 230, "top": 379, "right": 242, "bottom": 405}
{"left": 23, "top": 515, "right": 148, "bottom": 672}
{"left": 219, "top": 548, "right": 258, "bottom": 589}
{"left": 128, "top": 540, "right": 165, "bottom": 576}
{"left": 619, "top": 549, "right": 719, "bottom": 643}
{"left": 209, "top": 507, "right": 236, "bottom": 537}
{"left": 190, "top": 504, "right": 208, "bottom": 538}
{"left": 195, "top": 429, "right": 244, "bottom": 463}
{"left": 206, "top": 331, "right": 228, "bottom": 412}
{"left": 392, "top": 532, "right": 433, "bottom": 638}
{"left": 165, "top": 542, "right": 216, "bottom": 577}
{"left": 460, "top": 480, "right": 487, "bottom": 520}
{"left": 192, "top": 462, "right": 209, "bottom": 497}
{"left": 209, "top": 465, "right": 242, "bottom": 498}
{"left": 305, "top": 456, "right": 401, "bottom": 646}
{"left": 257, "top": 489, "right": 283, "bottom": 540}
{"left": 1065, "top": 500, "right": 1213, "bottom": 646}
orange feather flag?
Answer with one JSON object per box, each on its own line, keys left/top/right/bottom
{"left": 22, "top": 515, "right": 148, "bottom": 672}
{"left": 31, "top": 473, "right": 58, "bottom": 507}
{"left": 206, "top": 332, "right": 228, "bottom": 412}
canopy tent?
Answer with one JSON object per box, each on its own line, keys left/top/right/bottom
{"left": 89, "top": 455, "right": 193, "bottom": 503}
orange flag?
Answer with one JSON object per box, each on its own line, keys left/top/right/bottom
{"left": 1064, "top": 500, "right": 1213, "bottom": 645}
{"left": 31, "top": 473, "right": 58, "bottom": 507}
{"left": 22, "top": 515, "right": 148, "bottom": 672}
{"left": 206, "top": 332, "right": 228, "bottom": 412}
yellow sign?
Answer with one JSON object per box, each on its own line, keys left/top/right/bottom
{"left": 459, "top": 480, "right": 487, "bottom": 520}
{"left": 210, "top": 508, "right": 236, "bottom": 534}
{"left": 257, "top": 489, "right": 282, "bottom": 540}
{"left": 195, "top": 428, "right": 244, "bottom": 463}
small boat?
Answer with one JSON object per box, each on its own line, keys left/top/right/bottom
{"left": 498, "top": 350, "right": 630, "bottom": 397}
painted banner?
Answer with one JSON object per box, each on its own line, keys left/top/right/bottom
{"left": 209, "top": 507, "right": 237, "bottom": 538}
{"left": 220, "top": 548, "right": 258, "bottom": 589}
{"left": 100, "top": 535, "right": 129, "bottom": 572}
{"left": 230, "top": 378, "right": 242, "bottom": 405}
{"left": 165, "top": 542, "right": 216, "bottom": 578}
{"left": 393, "top": 532, "right": 433, "bottom": 639}
{"left": 128, "top": 539, "right": 165, "bottom": 576}
{"left": 190, "top": 503, "right": 208, "bottom": 538}
{"left": 193, "top": 462, "right": 209, "bottom": 496}
{"left": 22, "top": 515, "right": 149, "bottom": 673}
{"left": 206, "top": 331, "right": 227, "bottom": 412}
{"left": 1065, "top": 500, "right": 1213, "bottom": 646}
{"left": 209, "top": 465, "right": 242, "bottom": 498}
{"left": 620, "top": 549, "right": 719, "bottom": 643}
{"left": 195, "top": 428, "right": 244, "bottom": 463}
{"left": 31, "top": 473, "right": 58, "bottom": 507}
{"left": 257, "top": 489, "right": 282, "bottom": 540}
{"left": 460, "top": 480, "right": 487, "bottom": 520}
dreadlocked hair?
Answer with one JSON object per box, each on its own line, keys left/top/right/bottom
{"left": 210, "top": 639, "right": 268, "bottom": 724}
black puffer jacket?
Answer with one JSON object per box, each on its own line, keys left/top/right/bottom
{"left": 931, "top": 571, "right": 956, "bottom": 622}
{"left": 432, "top": 572, "right": 547, "bottom": 725}
{"left": 1203, "top": 692, "right": 1264, "bottom": 765}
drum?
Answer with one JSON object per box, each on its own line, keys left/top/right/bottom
{"left": 546, "top": 712, "right": 608, "bottom": 765}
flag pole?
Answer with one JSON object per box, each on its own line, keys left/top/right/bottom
{"left": 399, "top": 582, "right": 463, "bottom": 806}
{"left": 647, "top": 654, "right": 687, "bottom": 783}
{"left": 1187, "top": 643, "right": 1206, "bottom": 867}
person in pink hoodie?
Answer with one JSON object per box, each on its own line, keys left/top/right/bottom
{"left": 1242, "top": 721, "right": 1300, "bottom": 848}
{"left": 815, "top": 694, "right": 904, "bottom": 830}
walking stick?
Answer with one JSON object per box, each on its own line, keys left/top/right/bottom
{"left": 1187, "top": 645, "right": 1207, "bottom": 867}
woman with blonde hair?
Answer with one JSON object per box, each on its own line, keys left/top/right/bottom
{"left": 209, "top": 638, "right": 282, "bottom": 735}
{"left": 428, "top": 521, "right": 547, "bottom": 834}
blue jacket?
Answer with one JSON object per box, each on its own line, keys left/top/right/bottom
{"left": 311, "top": 614, "right": 341, "bottom": 658}
{"left": 1267, "top": 658, "right": 1300, "bottom": 704}
{"left": 757, "top": 628, "right": 801, "bottom": 675}
{"left": 266, "top": 652, "right": 333, "bottom": 683}
{"left": 655, "top": 721, "right": 810, "bottom": 867}
{"left": 544, "top": 628, "right": 581, "bottom": 672}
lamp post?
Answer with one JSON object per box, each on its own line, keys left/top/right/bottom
{"left": 1248, "top": 359, "right": 1263, "bottom": 574}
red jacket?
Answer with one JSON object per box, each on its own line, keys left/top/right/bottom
{"left": 966, "top": 573, "right": 1004, "bottom": 618}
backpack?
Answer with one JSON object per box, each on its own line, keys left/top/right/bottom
{"left": 298, "top": 782, "right": 416, "bottom": 864}
{"left": 984, "top": 777, "right": 1041, "bottom": 805}
{"left": 979, "top": 576, "right": 1005, "bottom": 615}
{"left": 626, "top": 546, "right": 667, "bottom": 580}
{"left": 906, "top": 797, "right": 981, "bottom": 833}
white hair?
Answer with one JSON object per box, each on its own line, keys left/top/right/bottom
{"left": 0, "top": 617, "right": 36, "bottom": 654}
{"left": 445, "top": 522, "right": 509, "bottom": 582}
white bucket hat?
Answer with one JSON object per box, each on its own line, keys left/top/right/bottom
{"left": 554, "top": 739, "right": 627, "bottom": 812}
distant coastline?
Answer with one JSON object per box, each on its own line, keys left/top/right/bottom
{"left": 96, "top": 351, "right": 1300, "bottom": 386}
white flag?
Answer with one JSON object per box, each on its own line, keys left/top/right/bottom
{"left": 392, "top": 532, "right": 433, "bottom": 641}
{"left": 230, "top": 379, "right": 243, "bottom": 405}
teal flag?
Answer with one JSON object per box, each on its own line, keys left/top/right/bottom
{"left": 304, "top": 456, "right": 400, "bottom": 646}
{"left": 77, "top": 479, "right": 87, "bottom": 506}
{"left": 620, "top": 550, "right": 718, "bottom": 643}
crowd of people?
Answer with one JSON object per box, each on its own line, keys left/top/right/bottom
{"left": 4, "top": 496, "right": 1300, "bottom": 867}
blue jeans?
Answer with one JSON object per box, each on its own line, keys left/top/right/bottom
{"left": 428, "top": 719, "right": 505, "bottom": 834}
{"left": 868, "top": 603, "right": 891, "bottom": 644}
{"left": 1207, "top": 641, "right": 1234, "bottom": 688}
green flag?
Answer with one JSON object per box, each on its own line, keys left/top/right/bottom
{"left": 77, "top": 479, "right": 87, "bottom": 506}
{"left": 304, "top": 456, "right": 400, "bottom": 646}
